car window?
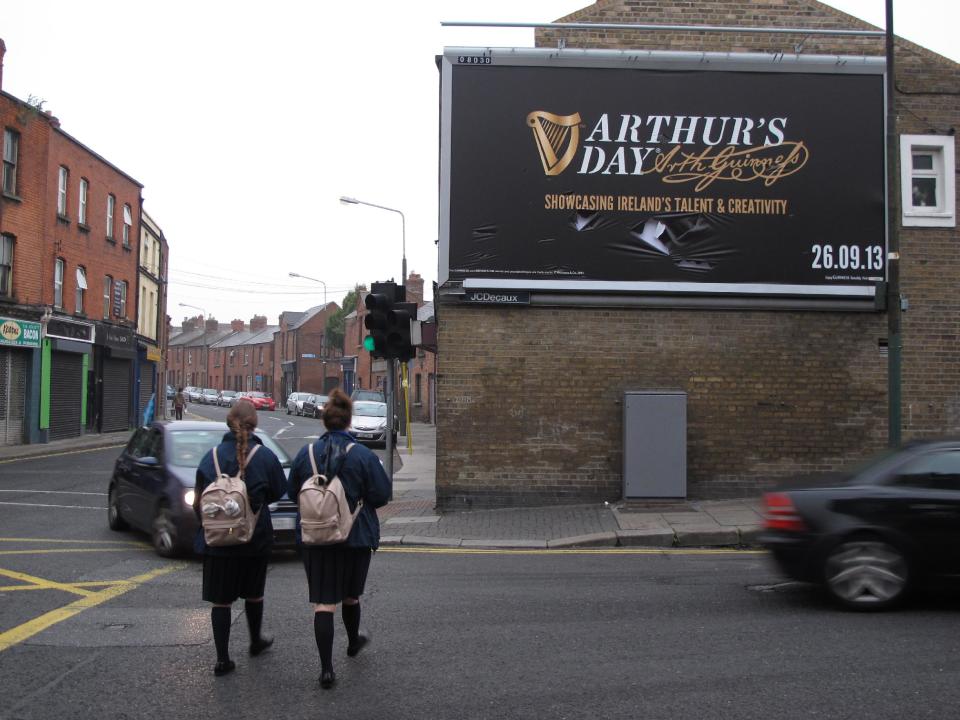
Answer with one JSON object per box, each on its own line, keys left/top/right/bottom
{"left": 168, "top": 428, "right": 291, "bottom": 468}
{"left": 892, "top": 450, "right": 960, "bottom": 491}
{"left": 126, "top": 428, "right": 150, "bottom": 458}
{"left": 144, "top": 429, "right": 163, "bottom": 460}
{"left": 354, "top": 402, "right": 386, "bottom": 417}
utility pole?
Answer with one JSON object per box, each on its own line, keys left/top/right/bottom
{"left": 885, "top": 0, "right": 902, "bottom": 447}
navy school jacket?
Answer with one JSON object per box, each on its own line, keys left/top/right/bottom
{"left": 286, "top": 430, "right": 392, "bottom": 549}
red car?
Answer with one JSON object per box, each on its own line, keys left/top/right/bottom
{"left": 242, "top": 391, "right": 276, "bottom": 411}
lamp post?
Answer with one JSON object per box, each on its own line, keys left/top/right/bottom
{"left": 289, "top": 273, "right": 329, "bottom": 391}
{"left": 179, "top": 303, "right": 207, "bottom": 388}
{"left": 339, "top": 196, "right": 406, "bottom": 285}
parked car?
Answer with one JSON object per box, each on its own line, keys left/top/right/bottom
{"left": 166, "top": 385, "right": 175, "bottom": 400}
{"left": 186, "top": 387, "right": 204, "bottom": 403}
{"left": 244, "top": 391, "right": 276, "bottom": 412}
{"left": 107, "top": 421, "right": 297, "bottom": 557}
{"left": 301, "top": 394, "right": 328, "bottom": 419}
{"left": 225, "top": 391, "right": 249, "bottom": 408}
{"left": 200, "top": 388, "right": 219, "bottom": 405}
{"left": 286, "top": 392, "right": 310, "bottom": 416}
{"left": 348, "top": 401, "right": 396, "bottom": 447}
{"left": 218, "top": 390, "right": 238, "bottom": 407}
{"left": 351, "top": 388, "right": 385, "bottom": 404}
{"left": 760, "top": 439, "right": 960, "bottom": 610}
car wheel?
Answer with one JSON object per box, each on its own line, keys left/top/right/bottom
{"left": 287, "top": 407, "right": 291, "bottom": 415}
{"left": 151, "top": 505, "right": 181, "bottom": 558}
{"left": 107, "top": 483, "right": 128, "bottom": 531}
{"left": 823, "top": 536, "right": 910, "bottom": 610}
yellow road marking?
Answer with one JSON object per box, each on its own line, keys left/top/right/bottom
{"left": 0, "top": 580, "right": 119, "bottom": 592}
{"left": 0, "top": 563, "right": 185, "bottom": 653}
{"left": 0, "top": 568, "right": 96, "bottom": 597}
{"left": 0, "top": 537, "right": 148, "bottom": 547}
{"left": 0, "top": 444, "right": 126, "bottom": 465}
{"left": 378, "top": 547, "right": 766, "bottom": 556}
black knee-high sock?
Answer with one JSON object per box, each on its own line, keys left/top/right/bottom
{"left": 314, "top": 611, "right": 334, "bottom": 673}
{"left": 342, "top": 603, "right": 361, "bottom": 644}
{"left": 245, "top": 600, "right": 263, "bottom": 642}
{"left": 211, "top": 607, "right": 232, "bottom": 662}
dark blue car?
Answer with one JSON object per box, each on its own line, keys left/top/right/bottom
{"left": 107, "top": 420, "right": 297, "bottom": 557}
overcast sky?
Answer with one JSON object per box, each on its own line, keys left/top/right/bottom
{"left": 3, "top": 1, "right": 956, "bottom": 327}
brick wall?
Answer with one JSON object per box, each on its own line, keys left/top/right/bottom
{"left": 436, "top": 0, "right": 960, "bottom": 508}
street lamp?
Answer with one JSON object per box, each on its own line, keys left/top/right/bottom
{"left": 288, "top": 272, "right": 327, "bottom": 306}
{"left": 179, "top": 302, "right": 207, "bottom": 388}
{"left": 339, "top": 196, "right": 406, "bottom": 284}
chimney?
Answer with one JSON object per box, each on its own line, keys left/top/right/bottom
{"left": 205, "top": 317, "right": 219, "bottom": 333}
{"left": 230, "top": 319, "right": 245, "bottom": 332}
{"left": 406, "top": 272, "right": 424, "bottom": 307}
{"left": 250, "top": 315, "right": 267, "bottom": 332}
{"left": 182, "top": 315, "right": 201, "bottom": 332}
{"left": 0, "top": 39, "right": 6, "bottom": 92}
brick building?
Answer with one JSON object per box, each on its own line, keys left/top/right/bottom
{"left": 0, "top": 39, "right": 148, "bottom": 442}
{"left": 208, "top": 316, "right": 277, "bottom": 394}
{"left": 273, "top": 303, "right": 341, "bottom": 403}
{"left": 436, "top": 0, "right": 959, "bottom": 508}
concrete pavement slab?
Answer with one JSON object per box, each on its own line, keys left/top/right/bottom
{"left": 402, "top": 535, "right": 463, "bottom": 547}
{"left": 616, "top": 529, "right": 677, "bottom": 547}
{"left": 675, "top": 528, "right": 741, "bottom": 547}
{"left": 546, "top": 532, "right": 619, "bottom": 548}
{"left": 460, "top": 538, "right": 549, "bottom": 549}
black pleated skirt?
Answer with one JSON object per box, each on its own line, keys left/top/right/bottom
{"left": 202, "top": 554, "right": 269, "bottom": 604}
{"left": 302, "top": 545, "right": 372, "bottom": 604}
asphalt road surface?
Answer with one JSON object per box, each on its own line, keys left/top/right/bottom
{"left": 0, "top": 430, "right": 958, "bottom": 719}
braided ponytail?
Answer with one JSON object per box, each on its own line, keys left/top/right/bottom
{"left": 226, "top": 400, "right": 259, "bottom": 479}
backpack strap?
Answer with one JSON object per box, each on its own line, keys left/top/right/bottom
{"left": 243, "top": 444, "right": 260, "bottom": 478}
{"left": 212, "top": 448, "right": 222, "bottom": 478}
{"left": 308, "top": 443, "right": 320, "bottom": 477}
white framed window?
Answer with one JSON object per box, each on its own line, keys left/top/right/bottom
{"left": 900, "top": 134, "right": 955, "bottom": 227}
{"left": 54, "top": 258, "right": 64, "bottom": 308}
{"left": 103, "top": 275, "right": 112, "bottom": 318}
{"left": 75, "top": 266, "right": 87, "bottom": 314}
{"left": 122, "top": 204, "right": 132, "bottom": 246}
{"left": 117, "top": 280, "right": 127, "bottom": 317}
{"left": 2, "top": 129, "right": 18, "bottom": 195}
{"left": 0, "top": 234, "right": 13, "bottom": 296}
{"left": 106, "top": 194, "right": 115, "bottom": 239}
{"left": 57, "top": 166, "right": 69, "bottom": 217}
{"left": 79, "top": 178, "right": 88, "bottom": 225}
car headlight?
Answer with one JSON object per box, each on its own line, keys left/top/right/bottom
{"left": 183, "top": 489, "right": 195, "bottom": 506}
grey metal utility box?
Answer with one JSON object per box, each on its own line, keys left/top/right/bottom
{"left": 623, "top": 390, "right": 687, "bottom": 499}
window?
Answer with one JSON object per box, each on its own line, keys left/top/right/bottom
{"left": 415, "top": 373, "right": 422, "bottom": 404}
{"left": 901, "top": 135, "right": 956, "bottom": 227}
{"left": 106, "top": 195, "right": 115, "bottom": 239}
{"left": 140, "top": 286, "right": 147, "bottom": 328}
{"left": 244, "top": 350, "right": 249, "bottom": 366}
{"left": 103, "top": 275, "right": 112, "bottom": 318}
{"left": 188, "top": 351, "right": 193, "bottom": 365}
{"left": 75, "top": 266, "right": 87, "bottom": 314}
{"left": 57, "top": 166, "right": 69, "bottom": 217}
{"left": 893, "top": 451, "right": 960, "bottom": 491}
{"left": 115, "top": 280, "right": 127, "bottom": 317}
{"left": 259, "top": 347, "right": 263, "bottom": 365}
{"left": 122, "top": 204, "right": 132, "bottom": 246}
{"left": 79, "top": 178, "right": 88, "bottom": 225}
{"left": 54, "top": 258, "right": 64, "bottom": 309}
{"left": 0, "top": 235, "right": 12, "bottom": 296}
{"left": 2, "top": 129, "right": 18, "bottom": 195}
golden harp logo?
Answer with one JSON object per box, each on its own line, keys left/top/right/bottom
{"left": 527, "top": 110, "right": 581, "bottom": 176}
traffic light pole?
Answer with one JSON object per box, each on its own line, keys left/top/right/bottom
{"left": 384, "top": 357, "right": 395, "bottom": 492}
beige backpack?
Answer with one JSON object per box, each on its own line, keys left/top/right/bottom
{"left": 298, "top": 442, "right": 360, "bottom": 545}
{"left": 199, "top": 445, "right": 260, "bottom": 546}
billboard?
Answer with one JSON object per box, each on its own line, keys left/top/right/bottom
{"left": 439, "top": 49, "right": 887, "bottom": 301}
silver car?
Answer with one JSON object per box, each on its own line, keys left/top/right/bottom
{"left": 286, "top": 392, "right": 310, "bottom": 416}
{"left": 200, "top": 388, "right": 219, "bottom": 404}
{"left": 186, "top": 387, "right": 204, "bottom": 403}
{"left": 218, "top": 390, "right": 238, "bottom": 407}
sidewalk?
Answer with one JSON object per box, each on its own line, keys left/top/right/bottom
{"left": 379, "top": 423, "right": 765, "bottom": 549}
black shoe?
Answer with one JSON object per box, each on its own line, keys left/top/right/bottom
{"left": 249, "top": 635, "right": 274, "bottom": 657}
{"left": 347, "top": 634, "right": 369, "bottom": 658}
{"left": 320, "top": 670, "right": 336, "bottom": 689}
{"left": 214, "top": 660, "right": 236, "bottom": 676}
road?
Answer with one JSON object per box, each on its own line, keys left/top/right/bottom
{"left": 0, "top": 418, "right": 958, "bottom": 719}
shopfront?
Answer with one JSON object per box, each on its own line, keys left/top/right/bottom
{"left": 42, "top": 317, "right": 94, "bottom": 442}
{"left": 93, "top": 323, "right": 136, "bottom": 433}
{"left": 0, "top": 317, "right": 40, "bottom": 446}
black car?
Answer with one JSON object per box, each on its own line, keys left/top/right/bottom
{"left": 301, "top": 394, "right": 328, "bottom": 419}
{"left": 107, "top": 420, "right": 297, "bottom": 557}
{"left": 760, "top": 440, "right": 960, "bottom": 610}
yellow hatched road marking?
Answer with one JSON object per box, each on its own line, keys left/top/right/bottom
{"left": 0, "top": 563, "right": 185, "bottom": 653}
{"left": 0, "top": 567, "right": 97, "bottom": 597}
{"left": 0, "top": 580, "right": 119, "bottom": 592}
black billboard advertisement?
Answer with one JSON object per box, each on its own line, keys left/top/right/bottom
{"left": 439, "top": 49, "right": 887, "bottom": 301}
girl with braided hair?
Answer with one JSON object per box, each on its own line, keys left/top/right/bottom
{"left": 193, "top": 399, "right": 286, "bottom": 676}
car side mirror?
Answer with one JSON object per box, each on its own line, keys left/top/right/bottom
{"left": 136, "top": 456, "right": 159, "bottom": 467}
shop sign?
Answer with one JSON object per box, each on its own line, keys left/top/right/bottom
{"left": 145, "top": 345, "right": 162, "bottom": 362}
{"left": 101, "top": 324, "right": 134, "bottom": 351}
{"left": 440, "top": 49, "right": 886, "bottom": 301}
{"left": 0, "top": 318, "right": 41, "bottom": 348}
{"left": 464, "top": 290, "right": 531, "bottom": 305}
{"left": 45, "top": 318, "right": 94, "bottom": 343}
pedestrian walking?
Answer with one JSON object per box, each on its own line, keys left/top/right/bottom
{"left": 287, "top": 389, "right": 391, "bottom": 689}
{"left": 193, "top": 400, "right": 286, "bottom": 676}
{"left": 173, "top": 387, "right": 185, "bottom": 420}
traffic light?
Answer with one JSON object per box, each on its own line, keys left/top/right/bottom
{"left": 364, "top": 282, "right": 396, "bottom": 359}
{"left": 387, "top": 302, "right": 417, "bottom": 362}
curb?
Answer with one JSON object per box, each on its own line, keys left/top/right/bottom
{"left": 0, "top": 437, "right": 128, "bottom": 463}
